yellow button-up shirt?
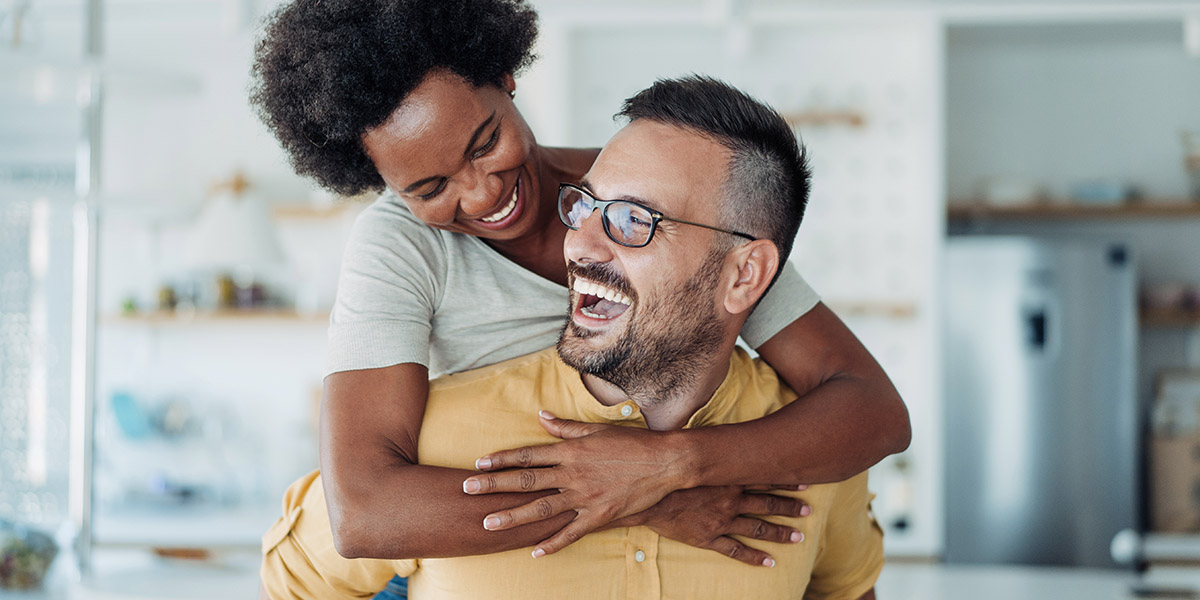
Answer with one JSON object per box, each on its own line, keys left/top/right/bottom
{"left": 262, "top": 347, "right": 883, "bottom": 600}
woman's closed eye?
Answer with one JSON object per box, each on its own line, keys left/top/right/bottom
{"left": 471, "top": 126, "right": 500, "bottom": 160}
{"left": 415, "top": 125, "right": 501, "bottom": 200}
{"left": 417, "top": 178, "right": 449, "bottom": 200}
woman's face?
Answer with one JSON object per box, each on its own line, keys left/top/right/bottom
{"left": 362, "top": 71, "right": 543, "bottom": 242}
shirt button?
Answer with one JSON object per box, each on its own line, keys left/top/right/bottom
{"left": 634, "top": 550, "right": 646, "bottom": 563}
{"left": 620, "top": 405, "right": 634, "bottom": 417}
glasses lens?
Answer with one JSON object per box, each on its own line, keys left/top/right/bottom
{"left": 604, "top": 201, "right": 654, "bottom": 246}
{"left": 560, "top": 186, "right": 595, "bottom": 229}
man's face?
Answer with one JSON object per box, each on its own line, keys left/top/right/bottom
{"left": 556, "top": 120, "right": 733, "bottom": 394}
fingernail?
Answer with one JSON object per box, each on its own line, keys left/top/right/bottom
{"left": 532, "top": 548, "right": 545, "bottom": 558}
{"left": 484, "top": 516, "right": 501, "bottom": 530}
{"left": 539, "top": 410, "right": 556, "bottom": 420}
{"left": 800, "top": 505, "right": 812, "bottom": 517}
{"left": 790, "top": 531, "right": 803, "bottom": 543}
{"left": 463, "top": 479, "right": 480, "bottom": 493}
{"left": 475, "top": 457, "right": 492, "bottom": 470}
{"left": 796, "top": 532, "right": 805, "bottom": 543}
{"left": 796, "top": 484, "right": 809, "bottom": 491}
{"left": 763, "top": 558, "right": 775, "bottom": 568}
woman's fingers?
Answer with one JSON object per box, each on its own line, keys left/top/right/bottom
{"left": 536, "top": 411, "right": 607, "bottom": 440}
{"left": 729, "top": 516, "right": 805, "bottom": 545}
{"left": 482, "top": 493, "right": 576, "bottom": 531}
{"left": 740, "top": 491, "right": 810, "bottom": 518}
{"left": 704, "top": 535, "right": 777, "bottom": 568}
{"left": 530, "top": 512, "right": 604, "bottom": 558}
{"left": 473, "top": 443, "right": 557, "bottom": 472}
{"left": 464, "top": 467, "right": 560, "bottom": 495}
{"left": 743, "top": 483, "right": 809, "bottom": 492}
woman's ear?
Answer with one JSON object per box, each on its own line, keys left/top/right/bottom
{"left": 502, "top": 73, "right": 516, "bottom": 98}
{"left": 722, "top": 239, "right": 780, "bottom": 316}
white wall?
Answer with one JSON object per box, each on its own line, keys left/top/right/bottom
{"left": 947, "top": 21, "right": 1200, "bottom": 201}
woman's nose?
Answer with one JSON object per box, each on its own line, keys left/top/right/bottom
{"left": 458, "top": 165, "right": 503, "bottom": 218}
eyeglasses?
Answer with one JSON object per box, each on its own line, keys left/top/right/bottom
{"left": 557, "top": 183, "right": 756, "bottom": 248}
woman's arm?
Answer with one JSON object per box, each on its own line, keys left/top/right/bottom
{"left": 465, "top": 302, "right": 910, "bottom": 555}
{"left": 321, "top": 362, "right": 572, "bottom": 559}
{"left": 321, "top": 362, "right": 806, "bottom": 563}
{"left": 683, "top": 302, "right": 910, "bottom": 486}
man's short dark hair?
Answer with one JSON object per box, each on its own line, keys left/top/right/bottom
{"left": 250, "top": 0, "right": 539, "bottom": 196}
{"left": 617, "top": 76, "right": 811, "bottom": 283}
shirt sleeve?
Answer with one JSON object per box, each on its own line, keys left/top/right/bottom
{"left": 804, "top": 472, "right": 885, "bottom": 600}
{"left": 261, "top": 471, "right": 402, "bottom": 600}
{"left": 739, "top": 261, "right": 821, "bottom": 348}
{"left": 325, "top": 197, "right": 447, "bottom": 376}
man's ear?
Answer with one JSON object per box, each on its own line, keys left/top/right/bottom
{"left": 721, "top": 239, "right": 780, "bottom": 316}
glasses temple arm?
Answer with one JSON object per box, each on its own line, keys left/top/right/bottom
{"left": 659, "top": 216, "right": 756, "bottom": 241}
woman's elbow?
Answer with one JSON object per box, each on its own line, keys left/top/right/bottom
{"left": 328, "top": 504, "right": 374, "bottom": 559}
{"left": 884, "top": 390, "right": 913, "bottom": 454}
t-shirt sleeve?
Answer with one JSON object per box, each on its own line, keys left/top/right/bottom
{"left": 804, "top": 473, "right": 885, "bottom": 600}
{"left": 325, "top": 198, "right": 447, "bottom": 376}
{"left": 739, "top": 261, "right": 821, "bottom": 348}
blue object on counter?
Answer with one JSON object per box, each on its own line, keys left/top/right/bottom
{"left": 111, "top": 391, "right": 153, "bottom": 439}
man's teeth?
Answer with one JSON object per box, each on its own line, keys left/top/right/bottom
{"left": 480, "top": 186, "right": 519, "bottom": 223}
{"left": 571, "top": 278, "right": 632, "bottom": 306}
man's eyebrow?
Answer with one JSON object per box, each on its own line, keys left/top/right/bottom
{"left": 578, "top": 178, "right": 663, "bottom": 211}
{"left": 400, "top": 111, "right": 497, "bottom": 194}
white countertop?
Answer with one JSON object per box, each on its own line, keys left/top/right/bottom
{"left": 5, "top": 551, "right": 1152, "bottom": 600}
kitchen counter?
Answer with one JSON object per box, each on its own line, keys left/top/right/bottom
{"left": 7, "top": 551, "right": 1148, "bottom": 599}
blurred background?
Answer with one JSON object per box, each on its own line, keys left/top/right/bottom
{"left": 2, "top": 0, "right": 1199, "bottom": 598}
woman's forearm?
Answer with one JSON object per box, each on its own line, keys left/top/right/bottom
{"left": 672, "top": 372, "right": 908, "bottom": 488}
{"left": 325, "top": 460, "right": 570, "bottom": 559}
{"left": 322, "top": 363, "right": 571, "bottom": 560}
{"left": 677, "top": 303, "right": 910, "bottom": 487}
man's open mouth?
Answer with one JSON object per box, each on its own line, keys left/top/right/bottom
{"left": 479, "top": 180, "right": 519, "bottom": 223}
{"left": 572, "top": 277, "right": 632, "bottom": 320}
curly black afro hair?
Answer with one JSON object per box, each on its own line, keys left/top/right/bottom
{"left": 250, "top": 0, "right": 539, "bottom": 196}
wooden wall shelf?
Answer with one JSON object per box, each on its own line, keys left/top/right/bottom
{"left": 270, "top": 204, "right": 358, "bottom": 220}
{"left": 1142, "top": 308, "right": 1200, "bottom": 329}
{"left": 948, "top": 201, "right": 1200, "bottom": 221}
{"left": 102, "top": 309, "right": 329, "bottom": 325}
{"left": 826, "top": 301, "right": 918, "bottom": 319}
{"left": 783, "top": 110, "right": 866, "bottom": 129}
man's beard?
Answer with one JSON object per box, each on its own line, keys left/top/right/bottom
{"left": 556, "top": 248, "right": 726, "bottom": 405}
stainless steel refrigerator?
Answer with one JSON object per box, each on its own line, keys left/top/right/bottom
{"left": 943, "top": 236, "right": 1138, "bottom": 568}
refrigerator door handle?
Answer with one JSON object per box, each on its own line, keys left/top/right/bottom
{"left": 1023, "top": 295, "right": 1062, "bottom": 359}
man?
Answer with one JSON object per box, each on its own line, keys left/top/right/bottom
{"left": 262, "top": 76, "right": 882, "bottom": 600}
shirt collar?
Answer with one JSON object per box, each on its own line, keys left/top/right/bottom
{"left": 555, "top": 348, "right": 755, "bottom": 430}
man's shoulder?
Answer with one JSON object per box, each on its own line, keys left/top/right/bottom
{"left": 730, "top": 347, "right": 798, "bottom": 401}
{"left": 429, "top": 347, "right": 565, "bottom": 394}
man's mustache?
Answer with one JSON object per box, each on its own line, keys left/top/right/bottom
{"left": 566, "top": 262, "right": 636, "bottom": 302}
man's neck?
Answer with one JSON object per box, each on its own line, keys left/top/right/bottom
{"left": 580, "top": 342, "right": 736, "bottom": 431}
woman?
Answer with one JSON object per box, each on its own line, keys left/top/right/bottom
{"left": 250, "top": 0, "right": 909, "bottom": 594}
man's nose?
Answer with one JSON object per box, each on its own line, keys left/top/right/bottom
{"left": 458, "top": 164, "right": 503, "bottom": 217}
{"left": 563, "top": 208, "right": 614, "bottom": 266}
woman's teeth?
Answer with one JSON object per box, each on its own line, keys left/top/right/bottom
{"left": 480, "top": 186, "right": 519, "bottom": 223}
{"left": 572, "top": 278, "right": 632, "bottom": 306}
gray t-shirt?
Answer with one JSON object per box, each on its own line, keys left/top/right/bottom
{"left": 326, "top": 194, "right": 820, "bottom": 378}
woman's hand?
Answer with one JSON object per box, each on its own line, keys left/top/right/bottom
{"left": 630, "top": 485, "right": 810, "bottom": 567}
{"left": 463, "top": 411, "right": 693, "bottom": 556}
{"left": 461, "top": 411, "right": 808, "bottom": 560}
